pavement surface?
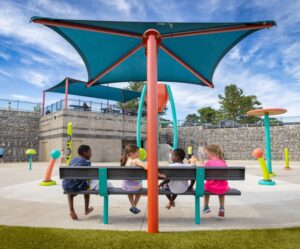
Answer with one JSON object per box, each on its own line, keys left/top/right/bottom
{"left": 0, "top": 160, "right": 299, "bottom": 231}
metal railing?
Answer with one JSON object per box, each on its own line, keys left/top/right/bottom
{"left": 44, "top": 98, "right": 139, "bottom": 116}
{"left": 0, "top": 98, "right": 41, "bottom": 113}
{"left": 176, "top": 117, "right": 300, "bottom": 128}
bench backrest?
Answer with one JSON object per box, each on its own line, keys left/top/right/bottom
{"left": 59, "top": 166, "right": 245, "bottom": 181}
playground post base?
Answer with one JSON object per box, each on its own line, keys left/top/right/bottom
{"left": 269, "top": 172, "right": 276, "bottom": 177}
{"left": 39, "top": 180, "right": 57, "bottom": 186}
{"left": 259, "top": 179, "right": 276, "bottom": 185}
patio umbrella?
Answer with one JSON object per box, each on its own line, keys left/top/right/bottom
{"left": 32, "top": 17, "right": 276, "bottom": 233}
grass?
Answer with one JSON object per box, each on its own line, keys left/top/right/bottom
{"left": 0, "top": 225, "right": 300, "bottom": 249}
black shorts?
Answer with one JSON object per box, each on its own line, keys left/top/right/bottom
{"left": 0, "top": 155, "right": 3, "bottom": 158}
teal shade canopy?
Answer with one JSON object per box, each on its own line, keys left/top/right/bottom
{"left": 45, "top": 78, "right": 141, "bottom": 103}
{"left": 32, "top": 17, "right": 275, "bottom": 88}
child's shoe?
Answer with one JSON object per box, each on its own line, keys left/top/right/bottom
{"left": 130, "top": 207, "right": 141, "bottom": 214}
{"left": 203, "top": 206, "right": 211, "bottom": 214}
{"left": 218, "top": 208, "right": 225, "bottom": 217}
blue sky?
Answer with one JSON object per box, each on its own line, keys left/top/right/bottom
{"left": 0, "top": 0, "right": 300, "bottom": 120}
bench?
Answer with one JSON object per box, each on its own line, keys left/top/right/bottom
{"left": 60, "top": 166, "right": 245, "bottom": 224}
{"left": 70, "top": 104, "right": 91, "bottom": 111}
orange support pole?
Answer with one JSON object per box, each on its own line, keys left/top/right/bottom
{"left": 42, "top": 91, "right": 45, "bottom": 115}
{"left": 144, "top": 29, "right": 160, "bottom": 233}
{"left": 65, "top": 78, "right": 69, "bottom": 110}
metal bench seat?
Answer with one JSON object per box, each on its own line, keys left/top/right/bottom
{"left": 64, "top": 188, "right": 241, "bottom": 196}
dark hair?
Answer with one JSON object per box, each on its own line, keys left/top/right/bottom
{"left": 78, "top": 145, "right": 91, "bottom": 156}
{"left": 120, "top": 144, "right": 139, "bottom": 166}
{"left": 173, "top": 148, "right": 186, "bottom": 161}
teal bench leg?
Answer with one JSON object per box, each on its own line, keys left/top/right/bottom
{"left": 99, "top": 168, "right": 108, "bottom": 224}
{"left": 195, "top": 196, "right": 200, "bottom": 224}
{"left": 195, "top": 167, "right": 205, "bottom": 225}
{"left": 103, "top": 196, "right": 109, "bottom": 224}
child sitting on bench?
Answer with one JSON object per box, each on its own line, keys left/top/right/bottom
{"left": 62, "top": 145, "right": 94, "bottom": 220}
{"left": 159, "top": 148, "right": 194, "bottom": 209}
{"left": 202, "top": 144, "right": 230, "bottom": 217}
{"left": 121, "top": 144, "right": 147, "bottom": 214}
{"left": 121, "top": 144, "right": 166, "bottom": 214}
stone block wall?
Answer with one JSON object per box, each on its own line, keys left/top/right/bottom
{"left": 161, "top": 125, "right": 300, "bottom": 160}
{"left": 0, "top": 110, "right": 40, "bottom": 162}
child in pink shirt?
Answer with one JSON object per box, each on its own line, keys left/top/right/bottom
{"left": 203, "top": 144, "right": 229, "bottom": 217}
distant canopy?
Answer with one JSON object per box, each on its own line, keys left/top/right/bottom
{"left": 32, "top": 17, "right": 276, "bottom": 88}
{"left": 45, "top": 78, "right": 141, "bottom": 103}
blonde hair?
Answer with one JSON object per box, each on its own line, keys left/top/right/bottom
{"left": 205, "top": 144, "right": 224, "bottom": 161}
{"left": 120, "top": 144, "right": 139, "bottom": 166}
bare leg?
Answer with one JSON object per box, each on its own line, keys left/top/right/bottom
{"left": 127, "top": 194, "right": 136, "bottom": 207}
{"left": 219, "top": 195, "right": 225, "bottom": 209}
{"left": 165, "top": 195, "right": 173, "bottom": 209}
{"left": 168, "top": 195, "right": 177, "bottom": 208}
{"left": 204, "top": 194, "right": 210, "bottom": 207}
{"left": 134, "top": 194, "right": 141, "bottom": 206}
{"left": 218, "top": 195, "right": 225, "bottom": 217}
{"left": 68, "top": 194, "right": 78, "bottom": 220}
{"left": 84, "top": 194, "right": 93, "bottom": 215}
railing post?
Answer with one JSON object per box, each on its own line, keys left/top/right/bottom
{"left": 65, "top": 78, "right": 69, "bottom": 111}
{"left": 42, "top": 91, "right": 45, "bottom": 115}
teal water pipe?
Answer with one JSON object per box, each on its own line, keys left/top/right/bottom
{"left": 136, "top": 85, "right": 147, "bottom": 148}
{"left": 166, "top": 84, "right": 178, "bottom": 149}
{"left": 264, "top": 113, "right": 273, "bottom": 174}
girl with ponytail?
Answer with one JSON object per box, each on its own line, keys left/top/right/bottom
{"left": 120, "top": 144, "right": 147, "bottom": 214}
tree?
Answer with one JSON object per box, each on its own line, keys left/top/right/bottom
{"left": 118, "top": 81, "right": 146, "bottom": 111}
{"left": 197, "top": 107, "right": 221, "bottom": 124}
{"left": 239, "top": 95, "right": 261, "bottom": 123}
{"left": 33, "top": 104, "right": 41, "bottom": 113}
{"left": 183, "top": 113, "right": 199, "bottom": 126}
{"left": 159, "top": 117, "right": 172, "bottom": 128}
{"left": 218, "top": 84, "right": 261, "bottom": 123}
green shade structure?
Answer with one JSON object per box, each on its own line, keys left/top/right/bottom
{"left": 45, "top": 78, "right": 141, "bottom": 103}
{"left": 31, "top": 17, "right": 275, "bottom": 87}
{"left": 32, "top": 17, "right": 275, "bottom": 233}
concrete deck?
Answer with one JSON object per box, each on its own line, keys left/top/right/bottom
{"left": 0, "top": 160, "right": 299, "bottom": 231}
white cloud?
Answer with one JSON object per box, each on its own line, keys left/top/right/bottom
{"left": 103, "top": 0, "right": 132, "bottom": 16}
{"left": 229, "top": 47, "right": 241, "bottom": 61}
{"left": 28, "top": 0, "right": 81, "bottom": 17}
{"left": 22, "top": 71, "right": 50, "bottom": 88}
{"left": 0, "top": 0, "right": 85, "bottom": 68}
{"left": 0, "top": 69, "right": 13, "bottom": 78}
{"left": 96, "top": 0, "right": 146, "bottom": 20}
{"left": 0, "top": 51, "right": 11, "bottom": 61}
{"left": 10, "top": 94, "right": 33, "bottom": 101}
